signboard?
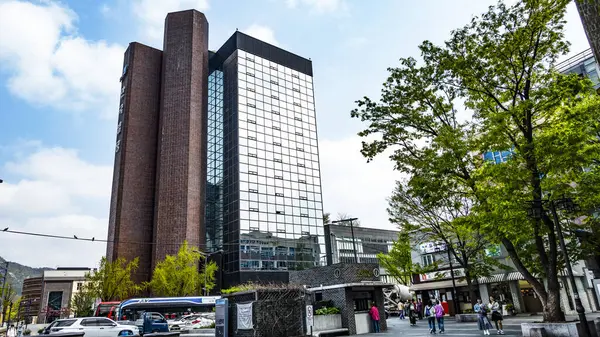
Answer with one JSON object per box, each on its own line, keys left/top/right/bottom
{"left": 419, "top": 242, "right": 447, "bottom": 254}
{"left": 215, "top": 298, "right": 228, "bottom": 337}
{"left": 237, "top": 303, "right": 253, "bottom": 330}
{"left": 419, "top": 268, "right": 465, "bottom": 282}
{"left": 306, "top": 305, "right": 314, "bottom": 328}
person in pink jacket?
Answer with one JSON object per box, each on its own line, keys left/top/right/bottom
{"left": 434, "top": 300, "right": 445, "bottom": 334}
{"left": 369, "top": 302, "right": 381, "bottom": 333}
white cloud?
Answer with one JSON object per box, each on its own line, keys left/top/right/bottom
{"left": 319, "top": 136, "right": 401, "bottom": 230}
{"left": 285, "top": 0, "right": 347, "bottom": 14}
{"left": 0, "top": 143, "right": 111, "bottom": 268}
{"left": 132, "top": 0, "right": 210, "bottom": 47}
{"left": 100, "top": 4, "right": 110, "bottom": 15}
{"left": 243, "top": 24, "right": 279, "bottom": 46}
{"left": 0, "top": 0, "right": 125, "bottom": 118}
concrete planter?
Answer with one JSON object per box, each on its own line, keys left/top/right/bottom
{"left": 455, "top": 314, "right": 479, "bottom": 323}
{"left": 313, "top": 314, "right": 342, "bottom": 332}
{"left": 521, "top": 321, "right": 598, "bottom": 337}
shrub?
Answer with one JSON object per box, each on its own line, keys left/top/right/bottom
{"left": 315, "top": 307, "right": 340, "bottom": 315}
{"left": 38, "top": 328, "right": 45, "bottom": 334}
{"left": 24, "top": 330, "right": 32, "bottom": 335}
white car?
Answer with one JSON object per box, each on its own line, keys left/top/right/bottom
{"left": 48, "top": 317, "right": 139, "bottom": 337}
{"left": 167, "top": 314, "right": 201, "bottom": 331}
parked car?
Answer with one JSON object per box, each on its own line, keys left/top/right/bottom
{"left": 48, "top": 317, "right": 139, "bottom": 337}
{"left": 180, "top": 313, "right": 215, "bottom": 330}
{"left": 167, "top": 314, "right": 202, "bottom": 331}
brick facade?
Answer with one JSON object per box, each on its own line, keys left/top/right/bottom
{"left": 576, "top": 0, "right": 600, "bottom": 62}
{"left": 106, "top": 43, "right": 163, "bottom": 283}
{"left": 153, "top": 10, "right": 209, "bottom": 265}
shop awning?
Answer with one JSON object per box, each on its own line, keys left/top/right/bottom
{"left": 409, "top": 279, "right": 468, "bottom": 291}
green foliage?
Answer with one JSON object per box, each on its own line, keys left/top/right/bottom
{"left": 37, "top": 328, "right": 44, "bottom": 334}
{"left": 148, "top": 241, "right": 218, "bottom": 297}
{"left": 70, "top": 284, "right": 96, "bottom": 317}
{"left": 86, "top": 257, "right": 141, "bottom": 301}
{"left": 315, "top": 307, "right": 340, "bottom": 315}
{"left": 23, "top": 329, "right": 31, "bottom": 335}
{"left": 1, "top": 283, "right": 19, "bottom": 321}
{"left": 377, "top": 230, "right": 436, "bottom": 286}
{"left": 221, "top": 283, "right": 256, "bottom": 294}
{"left": 323, "top": 212, "right": 331, "bottom": 224}
{"left": 351, "top": 0, "right": 600, "bottom": 322}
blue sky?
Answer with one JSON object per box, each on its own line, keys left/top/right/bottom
{"left": 0, "top": 0, "right": 591, "bottom": 268}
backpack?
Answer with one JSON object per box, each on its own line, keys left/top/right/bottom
{"left": 425, "top": 306, "right": 431, "bottom": 317}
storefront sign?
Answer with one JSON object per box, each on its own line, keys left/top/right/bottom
{"left": 419, "top": 242, "right": 447, "bottom": 254}
{"left": 419, "top": 268, "right": 465, "bottom": 282}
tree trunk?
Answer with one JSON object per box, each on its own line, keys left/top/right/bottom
{"left": 543, "top": 273, "right": 566, "bottom": 322}
{"left": 465, "top": 271, "right": 478, "bottom": 307}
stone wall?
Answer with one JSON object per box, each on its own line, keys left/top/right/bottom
{"left": 289, "top": 263, "right": 380, "bottom": 287}
{"left": 576, "top": 0, "right": 600, "bottom": 62}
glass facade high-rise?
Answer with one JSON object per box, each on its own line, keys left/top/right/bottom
{"left": 207, "top": 33, "right": 325, "bottom": 286}
{"left": 108, "top": 10, "right": 325, "bottom": 287}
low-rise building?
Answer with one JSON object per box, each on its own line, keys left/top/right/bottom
{"left": 19, "top": 277, "right": 42, "bottom": 323}
{"left": 38, "top": 267, "right": 93, "bottom": 323}
{"left": 408, "top": 236, "right": 599, "bottom": 316}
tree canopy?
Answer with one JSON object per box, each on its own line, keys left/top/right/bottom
{"left": 377, "top": 230, "right": 436, "bottom": 286}
{"left": 352, "top": 0, "right": 600, "bottom": 322}
{"left": 85, "top": 257, "right": 141, "bottom": 301}
{"left": 70, "top": 284, "right": 96, "bottom": 317}
{"left": 148, "top": 241, "right": 219, "bottom": 297}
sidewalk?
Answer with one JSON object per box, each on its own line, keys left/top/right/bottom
{"left": 348, "top": 312, "right": 600, "bottom": 336}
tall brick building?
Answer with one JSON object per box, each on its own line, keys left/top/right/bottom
{"left": 107, "top": 10, "right": 325, "bottom": 286}
{"left": 576, "top": 0, "right": 600, "bottom": 62}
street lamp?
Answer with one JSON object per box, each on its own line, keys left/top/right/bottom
{"left": 435, "top": 244, "right": 460, "bottom": 315}
{"left": 332, "top": 218, "right": 359, "bottom": 263}
{"left": 527, "top": 196, "right": 590, "bottom": 337}
{"left": 200, "top": 250, "right": 223, "bottom": 296}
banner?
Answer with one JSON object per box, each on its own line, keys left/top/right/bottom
{"left": 237, "top": 303, "right": 253, "bottom": 330}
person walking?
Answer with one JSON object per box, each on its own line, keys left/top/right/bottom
{"left": 369, "top": 302, "right": 381, "bottom": 333}
{"left": 425, "top": 300, "right": 436, "bottom": 334}
{"left": 475, "top": 299, "right": 492, "bottom": 335}
{"left": 417, "top": 299, "right": 424, "bottom": 320}
{"left": 434, "top": 300, "right": 445, "bottom": 334}
{"left": 408, "top": 300, "right": 417, "bottom": 326}
{"left": 398, "top": 301, "right": 405, "bottom": 320}
{"left": 490, "top": 297, "right": 504, "bottom": 335}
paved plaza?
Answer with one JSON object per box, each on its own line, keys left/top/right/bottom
{"left": 353, "top": 313, "right": 600, "bottom": 337}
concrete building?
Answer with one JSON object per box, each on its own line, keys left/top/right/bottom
{"left": 19, "top": 277, "right": 42, "bottom": 323}
{"left": 407, "top": 237, "right": 599, "bottom": 316}
{"left": 107, "top": 9, "right": 325, "bottom": 287}
{"left": 38, "top": 268, "right": 91, "bottom": 323}
{"left": 575, "top": 0, "right": 600, "bottom": 63}
{"left": 324, "top": 224, "right": 400, "bottom": 283}
{"left": 556, "top": 48, "right": 600, "bottom": 93}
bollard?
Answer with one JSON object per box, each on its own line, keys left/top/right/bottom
{"left": 529, "top": 327, "right": 548, "bottom": 337}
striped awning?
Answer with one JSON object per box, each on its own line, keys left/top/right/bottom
{"left": 477, "top": 270, "right": 583, "bottom": 284}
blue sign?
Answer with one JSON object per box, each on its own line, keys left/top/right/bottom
{"left": 215, "top": 298, "right": 228, "bottom": 337}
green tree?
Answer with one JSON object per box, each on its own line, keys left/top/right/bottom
{"left": 351, "top": 0, "right": 600, "bottom": 322}
{"left": 377, "top": 230, "right": 436, "bottom": 286}
{"left": 1, "top": 284, "right": 18, "bottom": 323}
{"left": 70, "top": 284, "right": 95, "bottom": 317}
{"left": 148, "top": 241, "right": 218, "bottom": 297}
{"left": 86, "top": 257, "right": 141, "bottom": 301}
{"left": 323, "top": 212, "right": 331, "bottom": 224}
{"left": 388, "top": 181, "right": 507, "bottom": 306}
{"left": 200, "top": 260, "right": 219, "bottom": 295}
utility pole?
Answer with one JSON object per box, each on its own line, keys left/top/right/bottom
{"left": 332, "top": 218, "right": 359, "bottom": 263}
